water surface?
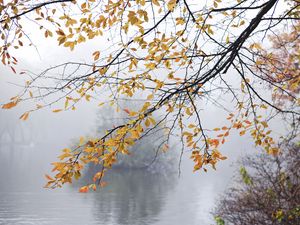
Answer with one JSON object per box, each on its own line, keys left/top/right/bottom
{"left": 0, "top": 143, "right": 234, "bottom": 225}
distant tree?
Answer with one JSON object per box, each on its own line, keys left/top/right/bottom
{"left": 0, "top": 1, "right": 299, "bottom": 191}
{"left": 214, "top": 142, "right": 300, "bottom": 225}
{"left": 254, "top": 20, "right": 300, "bottom": 143}
{"left": 256, "top": 22, "right": 300, "bottom": 107}
{"left": 66, "top": 101, "right": 176, "bottom": 188}
{"left": 89, "top": 101, "right": 176, "bottom": 173}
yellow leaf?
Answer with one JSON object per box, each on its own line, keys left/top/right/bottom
{"left": 239, "top": 130, "right": 246, "bottom": 136}
{"left": 93, "top": 51, "right": 100, "bottom": 61}
{"left": 260, "top": 104, "right": 268, "bottom": 109}
{"left": 58, "top": 152, "right": 71, "bottom": 160}
{"left": 226, "top": 35, "right": 229, "bottom": 44}
{"left": 85, "top": 94, "right": 91, "bottom": 101}
{"left": 268, "top": 147, "right": 279, "bottom": 155}
{"left": 64, "top": 99, "right": 69, "bottom": 109}
{"left": 149, "top": 117, "right": 156, "bottom": 125}
{"left": 77, "top": 35, "right": 86, "bottom": 43}
{"left": 81, "top": 2, "right": 87, "bottom": 9}
{"left": 261, "top": 121, "right": 268, "bottom": 128}
{"left": 129, "top": 111, "right": 138, "bottom": 116}
{"left": 79, "top": 136, "right": 85, "bottom": 145}
{"left": 145, "top": 62, "right": 156, "bottom": 69}
{"left": 130, "top": 130, "right": 140, "bottom": 139}
{"left": 147, "top": 94, "right": 154, "bottom": 100}
{"left": 152, "top": 0, "right": 160, "bottom": 6}
{"left": 167, "top": 0, "right": 177, "bottom": 11}
{"left": 52, "top": 109, "right": 62, "bottom": 113}
{"left": 188, "top": 124, "right": 196, "bottom": 129}
{"left": 250, "top": 43, "right": 262, "bottom": 50}
{"left": 145, "top": 118, "right": 150, "bottom": 127}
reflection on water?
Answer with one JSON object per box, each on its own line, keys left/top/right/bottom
{"left": 0, "top": 142, "right": 233, "bottom": 225}
{"left": 89, "top": 170, "right": 176, "bottom": 225}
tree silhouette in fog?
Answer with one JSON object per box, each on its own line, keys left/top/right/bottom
{"left": 214, "top": 142, "right": 300, "bottom": 225}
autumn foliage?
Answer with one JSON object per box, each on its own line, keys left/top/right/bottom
{"left": 256, "top": 22, "right": 300, "bottom": 107}
{"left": 0, "top": 0, "right": 299, "bottom": 191}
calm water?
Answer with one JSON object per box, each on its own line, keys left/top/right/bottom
{"left": 0, "top": 144, "right": 234, "bottom": 225}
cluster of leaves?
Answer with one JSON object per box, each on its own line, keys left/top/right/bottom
{"left": 61, "top": 103, "right": 177, "bottom": 190}
{"left": 93, "top": 104, "right": 176, "bottom": 171}
{"left": 0, "top": 0, "right": 75, "bottom": 71}
{"left": 0, "top": 0, "right": 299, "bottom": 191}
{"left": 256, "top": 21, "right": 300, "bottom": 107}
{"left": 214, "top": 142, "right": 300, "bottom": 225}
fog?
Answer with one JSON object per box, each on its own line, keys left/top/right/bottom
{"left": 0, "top": 19, "right": 279, "bottom": 225}
{"left": 0, "top": 71, "right": 255, "bottom": 224}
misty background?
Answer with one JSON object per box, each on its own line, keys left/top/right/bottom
{"left": 0, "top": 27, "right": 274, "bottom": 225}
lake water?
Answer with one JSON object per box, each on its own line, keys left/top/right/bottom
{"left": 0, "top": 143, "right": 236, "bottom": 225}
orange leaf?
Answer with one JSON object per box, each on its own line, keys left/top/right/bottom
{"left": 19, "top": 112, "right": 29, "bottom": 121}
{"left": 45, "top": 174, "right": 54, "bottom": 181}
{"left": 123, "top": 108, "right": 130, "bottom": 114}
{"left": 79, "top": 186, "right": 89, "bottom": 193}
{"left": 2, "top": 101, "right": 18, "bottom": 109}
{"left": 52, "top": 109, "right": 62, "bottom": 113}
{"left": 93, "top": 51, "right": 100, "bottom": 61}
